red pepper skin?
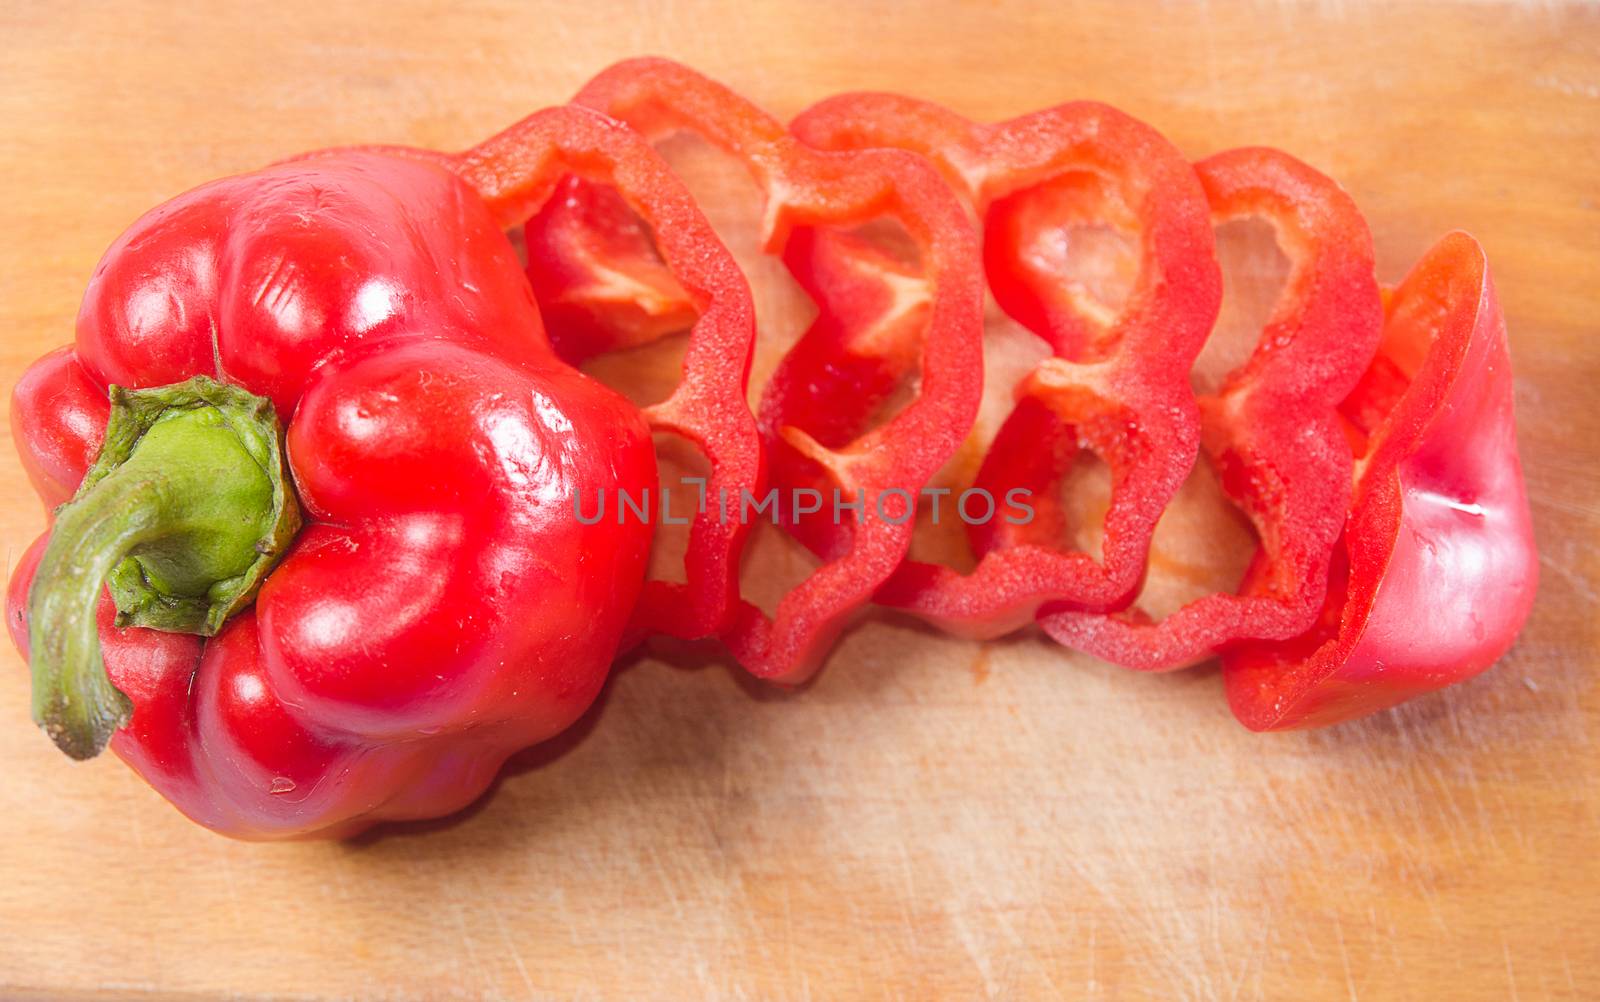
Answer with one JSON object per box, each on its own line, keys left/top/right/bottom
{"left": 535, "top": 59, "right": 985, "bottom": 682}
{"left": 10, "top": 347, "right": 109, "bottom": 509}
{"left": 1041, "top": 148, "right": 1383, "bottom": 668}
{"left": 8, "top": 152, "right": 658, "bottom": 838}
{"left": 332, "top": 106, "right": 764, "bottom": 647}
{"left": 1222, "top": 232, "right": 1537, "bottom": 729}
{"left": 790, "top": 94, "right": 1221, "bottom": 638}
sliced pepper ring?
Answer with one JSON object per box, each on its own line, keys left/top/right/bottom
{"left": 1040, "top": 147, "right": 1384, "bottom": 668}
{"left": 791, "top": 94, "right": 1222, "bottom": 638}
{"left": 545, "top": 58, "right": 986, "bottom": 683}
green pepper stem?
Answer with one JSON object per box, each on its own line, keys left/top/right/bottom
{"left": 24, "top": 376, "right": 300, "bottom": 760}
{"left": 28, "top": 473, "right": 174, "bottom": 759}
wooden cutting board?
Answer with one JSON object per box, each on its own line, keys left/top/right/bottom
{"left": 1, "top": 2, "right": 1595, "bottom": 998}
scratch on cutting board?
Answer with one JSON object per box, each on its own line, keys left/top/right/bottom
{"left": 1534, "top": 74, "right": 1600, "bottom": 100}
{"left": 450, "top": 900, "right": 488, "bottom": 990}
{"left": 1222, "top": 900, "right": 1271, "bottom": 1002}
{"left": 1334, "top": 917, "right": 1358, "bottom": 1002}
{"left": 949, "top": 906, "right": 1000, "bottom": 998}
{"left": 1085, "top": 918, "right": 1097, "bottom": 999}
{"left": 487, "top": 899, "right": 537, "bottom": 997}
{"left": 988, "top": 903, "right": 1066, "bottom": 1000}
{"left": 1502, "top": 936, "right": 1522, "bottom": 1002}
{"left": 1538, "top": 549, "right": 1598, "bottom": 602}
{"left": 1529, "top": 491, "right": 1600, "bottom": 521}
{"left": 780, "top": 880, "right": 802, "bottom": 998}
{"left": 892, "top": 839, "right": 924, "bottom": 952}
{"left": 1024, "top": 891, "right": 1073, "bottom": 996}
{"left": 1063, "top": 831, "right": 1233, "bottom": 1000}
{"left": 644, "top": 842, "right": 688, "bottom": 924}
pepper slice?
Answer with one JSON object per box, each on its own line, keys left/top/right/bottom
{"left": 790, "top": 93, "right": 1221, "bottom": 637}
{"left": 1040, "top": 148, "right": 1384, "bottom": 667}
{"left": 530, "top": 58, "right": 985, "bottom": 682}
{"left": 1221, "top": 232, "right": 1537, "bottom": 729}
{"left": 315, "top": 104, "right": 765, "bottom": 647}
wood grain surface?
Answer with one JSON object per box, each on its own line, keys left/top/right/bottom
{"left": 2, "top": 2, "right": 1597, "bottom": 999}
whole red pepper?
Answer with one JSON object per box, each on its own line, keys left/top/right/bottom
{"left": 1221, "top": 232, "right": 1538, "bottom": 729}
{"left": 4, "top": 107, "right": 750, "bottom": 837}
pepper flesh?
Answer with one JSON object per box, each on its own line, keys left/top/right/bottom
{"left": 1040, "top": 148, "right": 1384, "bottom": 667}
{"left": 790, "top": 93, "right": 1222, "bottom": 637}
{"left": 523, "top": 176, "right": 702, "bottom": 365}
{"left": 1221, "top": 232, "right": 1537, "bottom": 729}
{"left": 8, "top": 149, "right": 660, "bottom": 838}
{"left": 525, "top": 58, "right": 985, "bottom": 682}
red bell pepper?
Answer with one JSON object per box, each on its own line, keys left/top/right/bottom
{"left": 526, "top": 59, "right": 985, "bottom": 682}
{"left": 1041, "top": 147, "right": 1384, "bottom": 667}
{"left": 790, "top": 93, "right": 1222, "bottom": 637}
{"left": 4, "top": 116, "right": 739, "bottom": 837}
{"left": 1220, "top": 232, "right": 1538, "bottom": 729}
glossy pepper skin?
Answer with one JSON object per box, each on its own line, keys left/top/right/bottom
{"left": 1222, "top": 232, "right": 1537, "bottom": 729}
{"left": 7, "top": 152, "right": 659, "bottom": 838}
